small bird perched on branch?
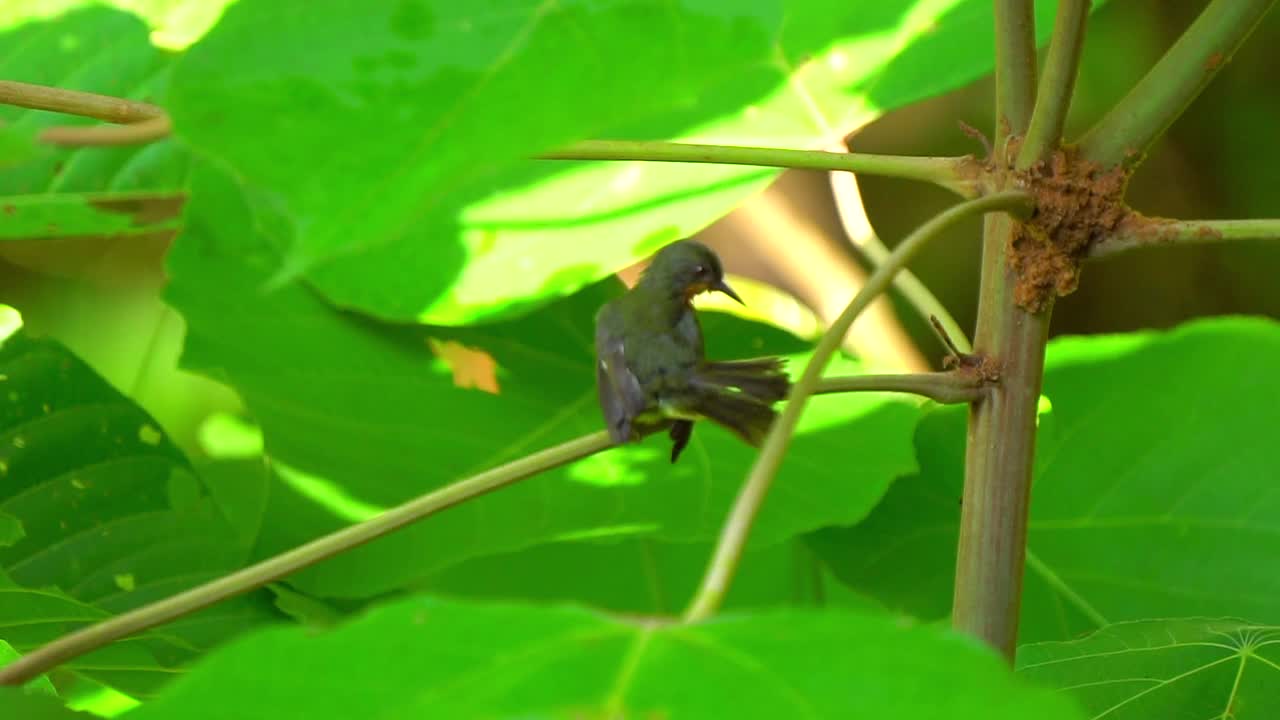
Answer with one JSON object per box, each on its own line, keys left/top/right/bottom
{"left": 594, "top": 240, "right": 791, "bottom": 463}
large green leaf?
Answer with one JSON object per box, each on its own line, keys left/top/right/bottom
{"left": 1017, "top": 619, "right": 1280, "bottom": 719}
{"left": 126, "top": 596, "right": 1085, "bottom": 719}
{"left": 167, "top": 0, "right": 1095, "bottom": 325}
{"left": 812, "top": 317, "right": 1280, "bottom": 644}
{"left": 0, "top": 330, "right": 279, "bottom": 696}
{"left": 417, "top": 536, "right": 876, "bottom": 616}
{"left": 171, "top": 161, "right": 921, "bottom": 598}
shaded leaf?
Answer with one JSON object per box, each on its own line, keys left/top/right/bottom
{"left": 419, "top": 537, "right": 847, "bottom": 616}
{"left": 171, "top": 160, "right": 921, "bottom": 599}
{"left": 812, "top": 317, "right": 1280, "bottom": 644}
{"left": 1017, "top": 618, "right": 1280, "bottom": 720}
{"left": 0, "top": 686, "right": 98, "bottom": 719}
{"left": 128, "top": 596, "right": 1086, "bottom": 719}
{"left": 0, "top": 331, "right": 279, "bottom": 696}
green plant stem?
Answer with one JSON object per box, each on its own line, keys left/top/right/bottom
{"left": 953, "top": 211, "right": 1050, "bottom": 662}
{"left": 540, "top": 140, "right": 980, "bottom": 197}
{"left": 0, "top": 80, "right": 164, "bottom": 123}
{"left": 0, "top": 432, "right": 613, "bottom": 687}
{"left": 994, "top": 0, "right": 1037, "bottom": 148}
{"left": 683, "top": 190, "right": 1034, "bottom": 623}
{"left": 813, "top": 372, "right": 987, "bottom": 404}
{"left": 1090, "top": 217, "right": 1280, "bottom": 258}
{"left": 829, "top": 171, "right": 973, "bottom": 353}
{"left": 1078, "top": 0, "right": 1277, "bottom": 167}
{"left": 1017, "top": 0, "right": 1089, "bottom": 167}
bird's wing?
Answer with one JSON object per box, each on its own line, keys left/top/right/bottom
{"left": 594, "top": 305, "right": 646, "bottom": 443}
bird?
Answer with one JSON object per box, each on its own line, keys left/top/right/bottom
{"left": 594, "top": 240, "right": 791, "bottom": 463}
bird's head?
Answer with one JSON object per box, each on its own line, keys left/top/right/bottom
{"left": 639, "top": 240, "right": 743, "bottom": 305}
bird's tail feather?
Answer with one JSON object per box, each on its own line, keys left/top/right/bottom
{"left": 688, "top": 389, "right": 778, "bottom": 447}
{"left": 694, "top": 357, "right": 790, "bottom": 403}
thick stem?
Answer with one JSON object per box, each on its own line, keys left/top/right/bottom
{"left": 1090, "top": 217, "right": 1280, "bottom": 258}
{"left": 0, "top": 432, "right": 613, "bottom": 686}
{"left": 541, "top": 140, "right": 981, "bottom": 197}
{"left": 1078, "top": 0, "right": 1277, "bottom": 168}
{"left": 683, "top": 191, "right": 1034, "bottom": 623}
{"left": 953, "top": 211, "right": 1050, "bottom": 661}
{"left": 994, "top": 0, "right": 1038, "bottom": 147}
{"left": 1017, "top": 0, "right": 1089, "bottom": 167}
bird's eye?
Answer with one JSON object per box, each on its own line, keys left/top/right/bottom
{"left": 692, "top": 264, "right": 706, "bottom": 275}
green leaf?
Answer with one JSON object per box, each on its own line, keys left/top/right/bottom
{"left": 0, "top": 7, "right": 184, "bottom": 197}
{"left": 0, "top": 332, "right": 280, "bottom": 696}
{"left": 0, "top": 192, "right": 183, "bottom": 242}
{"left": 127, "top": 596, "right": 1085, "bottom": 719}
{"left": 0, "top": 638, "right": 56, "bottom": 696}
{"left": 167, "top": 0, "right": 1100, "bottom": 324}
{"left": 0, "top": 687, "right": 98, "bottom": 719}
{"left": 1017, "top": 618, "right": 1280, "bottom": 719}
{"left": 171, "top": 160, "right": 921, "bottom": 599}
{"left": 812, "top": 317, "right": 1280, "bottom": 644}
{"left": 419, "top": 537, "right": 850, "bottom": 616}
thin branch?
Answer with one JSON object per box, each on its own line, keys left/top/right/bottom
{"left": 0, "top": 432, "right": 613, "bottom": 687}
{"left": 39, "top": 116, "right": 172, "bottom": 147}
{"left": 0, "top": 80, "right": 164, "bottom": 123}
{"left": 682, "top": 190, "right": 1035, "bottom": 623}
{"left": 994, "top": 0, "right": 1038, "bottom": 147}
{"left": 1078, "top": 0, "right": 1277, "bottom": 168}
{"left": 540, "top": 140, "right": 981, "bottom": 197}
{"left": 813, "top": 372, "right": 988, "bottom": 404}
{"left": 1090, "top": 217, "right": 1280, "bottom": 259}
{"left": 1017, "top": 0, "right": 1089, "bottom": 167}
{"left": 829, "top": 168, "right": 973, "bottom": 354}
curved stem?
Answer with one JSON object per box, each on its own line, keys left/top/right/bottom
{"left": 813, "top": 372, "right": 987, "bottom": 404}
{"left": 682, "top": 190, "right": 1034, "bottom": 623}
{"left": 540, "top": 140, "right": 981, "bottom": 197}
{"left": 829, "top": 170, "right": 972, "bottom": 354}
{"left": 0, "top": 80, "right": 164, "bottom": 123}
{"left": 1090, "top": 217, "right": 1280, "bottom": 258}
{"left": 0, "top": 432, "right": 613, "bottom": 686}
{"left": 1078, "top": 0, "right": 1277, "bottom": 168}
{"left": 39, "top": 116, "right": 172, "bottom": 147}
{"left": 1017, "top": 0, "right": 1089, "bottom": 167}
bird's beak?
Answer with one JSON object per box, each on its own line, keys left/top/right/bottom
{"left": 713, "top": 279, "right": 745, "bottom": 306}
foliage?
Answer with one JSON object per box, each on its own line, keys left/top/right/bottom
{"left": 0, "top": 0, "right": 1276, "bottom": 718}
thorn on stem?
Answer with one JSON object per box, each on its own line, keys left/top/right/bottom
{"left": 958, "top": 121, "right": 993, "bottom": 158}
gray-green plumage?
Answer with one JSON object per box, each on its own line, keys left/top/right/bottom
{"left": 594, "top": 240, "right": 790, "bottom": 462}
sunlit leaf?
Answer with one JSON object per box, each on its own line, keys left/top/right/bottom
{"left": 168, "top": 0, "right": 1104, "bottom": 324}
